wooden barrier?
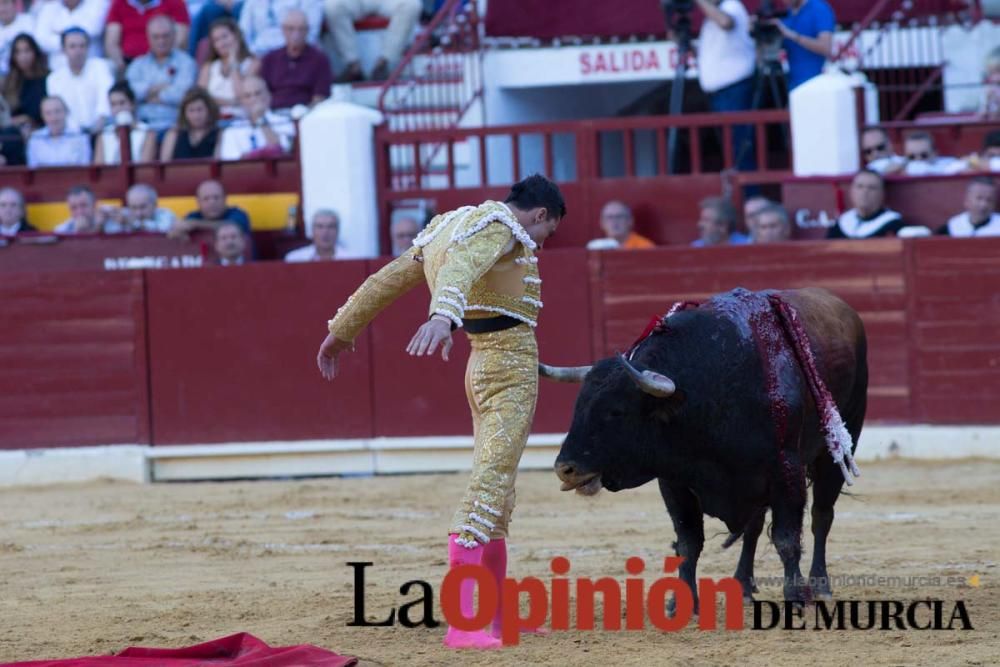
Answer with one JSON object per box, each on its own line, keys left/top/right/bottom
{"left": 3, "top": 238, "right": 1000, "bottom": 450}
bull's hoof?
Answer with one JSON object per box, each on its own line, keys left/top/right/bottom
{"left": 666, "top": 594, "right": 699, "bottom": 618}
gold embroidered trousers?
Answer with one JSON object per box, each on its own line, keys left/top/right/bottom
{"left": 450, "top": 323, "right": 538, "bottom": 546}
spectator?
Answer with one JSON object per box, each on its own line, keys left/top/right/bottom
{"left": 105, "top": 0, "right": 190, "bottom": 71}
{"left": 939, "top": 177, "right": 999, "bottom": 237}
{"left": 390, "top": 214, "right": 420, "bottom": 256}
{"left": 260, "top": 9, "right": 332, "bottom": 110}
{"left": 26, "top": 95, "right": 91, "bottom": 167}
{"left": 772, "top": 0, "right": 835, "bottom": 91}
{"left": 2, "top": 34, "right": 48, "bottom": 131}
{"left": 214, "top": 220, "right": 248, "bottom": 265}
{"left": 902, "top": 131, "right": 965, "bottom": 176}
{"left": 284, "top": 209, "right": 359, "bottom": 261}
{"left": 0, "top": 95, "right": 26, "bottom": 165}
{"left": 751, "top": 203, "right": 792, "bottom": 243}
{"left": 103, "top": 183, "right": 178, "bottom": 233}
{"left": 216, "top": 76, "right": 295, "bottom": 160}
{"left": 45, "top": 28, "right": 113, "bottom": 133}
{"left": 588, "top": 200, "right": 655, "bottom": 250}
{"left": 125, "top": 16, "right": 198, "bottom": 131}
{"left": 171, "top": 178, "right": 251, "bottom": 239}
{"left": 33, "top": 0, "right": 104, "bottom": 67}
{"left": 980, "top": 45, "right": 1000, "bottom": 120}
{"left": 326, "top": 0, "right": 421, "bottom": 82}
{"left": 93, "top": 81, "right": 157, "bottom": 164}
{"left": 743, "top": 194, "right": 771, "bottom": 237}
{"left": 159, "top": 87, "right": 221, "bottom": 160}
{"left": 695, "top": 0, "right": 756, "bottom": 171}
{"left": 0, "top": 187, "right": 37, "bottom": 236}
{"left": 197, "top": 17, "right": 259, "bottom": 117}
{"left": 189, "top": 0, "right": 241, "bottom": 58}
{"left": 826, "top": 169, "right": 904, "bottom": 239}
{"left": 53, "top": 185, "right": 111, "bottom": 233}
{"left": 0, "top": 0, "right": 33, "bottom": 75}
{"left": 861, "top": 126, "right": 905, "bottom": 175}
{"left": 239, "top": 0, "right": 321, "bottom": 57}
{"left": 692, "top": 196, "right": 750, "bottom": 246}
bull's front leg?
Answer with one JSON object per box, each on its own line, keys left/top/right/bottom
{"left": 658, "top": 478, "right": 704, "bottom": 616}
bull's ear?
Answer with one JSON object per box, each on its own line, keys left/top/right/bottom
{"left": 649, "top": 391, "right": 684, "bottom": 423}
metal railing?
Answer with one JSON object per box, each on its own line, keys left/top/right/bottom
{"left": 376, "top": 0, "right": 484, "bottom": 132}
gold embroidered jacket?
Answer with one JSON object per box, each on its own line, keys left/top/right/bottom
{"left": 327, "top": 201, "right": 542, "bottom": 342}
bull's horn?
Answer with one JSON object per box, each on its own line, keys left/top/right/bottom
{"left": 538, "top": 363, "right": 592, "bottom": 383}
{"left": 618, "top": 353, "right": 676, "bottom": 397}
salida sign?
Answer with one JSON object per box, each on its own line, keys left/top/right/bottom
{"left": 347, "top": 556, "right": 974, "bottom": 645}
{"left": 578, "top": 47, "right": 696, "bottom": 77}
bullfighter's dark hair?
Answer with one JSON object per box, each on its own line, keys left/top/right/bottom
{"left": 505, "top": 174, "right": 567, "bottom": 220}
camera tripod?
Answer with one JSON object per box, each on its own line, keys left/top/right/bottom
{"left": 731, "top": 56, "right": 790, "bottom": 170}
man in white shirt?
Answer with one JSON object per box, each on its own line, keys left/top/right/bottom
{"left": 218, "top": 76, "right": 295, "bottom": 160}
{"left": 285, "top": 209, "right": 360, "bottom": 262}
{"left": 826, "top": 170, "right": 906, "bottom": 239}
{"left": 695, "top": 0, "right": 757, "bottom": 171}
{"left": 33, "top": 0, "right": 107, "bottom": 68}
{"left": 0, "top": 0, "right": 34, "bottom": 75}
{"left": 27, "top": 95, "right": 92, "bottom": 167}
{"left": 45, "top": 28, "right": 113, "bottom": 133}
{"left": 939, "top": 177, "right": 1000, "bottom": 237}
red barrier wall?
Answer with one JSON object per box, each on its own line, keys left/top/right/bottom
{"left": 906, "top": 239, "right": 1000, "bottom": 423}
{"left": 3, "top": 239, "right": 1000, "bottom": 450}
{"left": 0, "top": 271, "right": 149, "bottom": 449}
{"left": 145, "top": 261, "right": 375, "bottom": 444}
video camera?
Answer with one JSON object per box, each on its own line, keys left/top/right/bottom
{"left": 662, "top": 0, "right": 695, "bottom": 48}
{"left": 751, "top": 0, "right": 788, "bottom": 62}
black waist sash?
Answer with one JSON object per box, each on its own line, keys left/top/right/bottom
{"left": 463, "top": 315, "right": 522, "bottom": 334}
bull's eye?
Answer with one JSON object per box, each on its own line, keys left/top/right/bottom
{"left": 606, "top": 408, "right": 625, "bottom": 419}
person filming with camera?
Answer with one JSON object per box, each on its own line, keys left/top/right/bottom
{"left": 765, "top": 0, "right": 835, "bottom": 91}
{"left": 694, "top": 0, "right": 756, "bottom": 170}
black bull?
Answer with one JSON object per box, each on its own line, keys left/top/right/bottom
{"left": 539, "top": 287, "right": 867, "bottom": 608}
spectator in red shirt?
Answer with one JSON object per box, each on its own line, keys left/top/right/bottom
{"left": 260, "top": 8, "right": 332, "bottom": 110}
{"left": 104, "top": 0, "right": 190, "bottom": 71}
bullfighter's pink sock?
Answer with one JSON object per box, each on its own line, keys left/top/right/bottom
{"left": 443, "top": 534, "right": 502, "bottom": 650}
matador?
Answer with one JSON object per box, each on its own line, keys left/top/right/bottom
{"left": 316, "top": 175, "right": 566, "bottom": 649}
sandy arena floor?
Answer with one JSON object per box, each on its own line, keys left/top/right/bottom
{"left": 0, "top": 460, "right": 998, "bottom": 666}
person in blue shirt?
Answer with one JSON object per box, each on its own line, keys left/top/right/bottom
{"left": 771, "top": 0, "right": 835, "bottom": 91}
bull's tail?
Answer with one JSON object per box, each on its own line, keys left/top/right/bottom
{"left": 768, "top": 295, "right": 861, "bottom": 486}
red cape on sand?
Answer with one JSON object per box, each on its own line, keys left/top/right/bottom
{"left": 1, "top": 632, "right": 358, "bottom": 667}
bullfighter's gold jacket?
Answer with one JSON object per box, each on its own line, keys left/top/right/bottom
{"left": 327, "top": 201, "right": 542, "bottom": 341}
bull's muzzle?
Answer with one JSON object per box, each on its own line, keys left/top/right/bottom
{"left": 554, "top": 461, "right": 602, "bottom": 496}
